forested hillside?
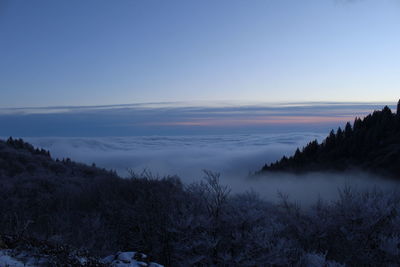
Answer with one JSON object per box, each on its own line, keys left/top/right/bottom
{"left": 2, "top": 137, "right": 400, "bottom": 266}
{"left": 261, "top": 100, "right": 400, "bottom": 178}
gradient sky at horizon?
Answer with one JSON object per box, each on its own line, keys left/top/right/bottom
{"left": 0, "top": 0, "right": 399, "bottom": 108}
{"left": 0, "top": 102, "right": 396, "bottom": 137}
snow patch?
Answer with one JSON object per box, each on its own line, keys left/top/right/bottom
{"left": 102, "top": 251, "right": 164, "bottom": 267}
{"left": 0, "top": 250, "right": 34, "bottom": 267}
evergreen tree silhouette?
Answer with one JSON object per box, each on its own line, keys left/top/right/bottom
{"left": 261, "top": 101, "right": 400, "bottom": 178}
{"left": 397, "top": 99, "right": 400, "bottom": 116}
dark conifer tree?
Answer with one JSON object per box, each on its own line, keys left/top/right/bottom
{"left": 353, "top": 118, "right": 362, "bottom": 131}
{"left": 336, "top": 127, "right": 343, "bottom": 140}
{"left": 261, "top": 101, "right": 400, "bottom": 178}
{"left": 294, "top": 148, "right": 301, "bottom": 159}
{"left": 397, "top": 99, "right": 400, "bottom": 116}
{"left": 344, "top": 122, "right": 352, "bottom": 138}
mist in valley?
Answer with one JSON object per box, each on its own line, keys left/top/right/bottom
{"left": 24, "top": 133, "right": 400, "bottom": 206}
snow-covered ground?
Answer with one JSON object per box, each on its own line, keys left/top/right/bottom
{"left": 0, "top": 249, "right": 164, "bottom": 267}
{"left": 0, "top": 250, "right": 31, "bottom": 267}
{"left": 102, "top": 252, "right": 163, "bottom": 267}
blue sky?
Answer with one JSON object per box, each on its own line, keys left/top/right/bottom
{"left": 0, "top": 0, "right": 399, "bottom": 108}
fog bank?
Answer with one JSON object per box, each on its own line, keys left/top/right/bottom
{"left": 233, "top": 172, "right": 400, "bottom": 206}
{"left": 23, "top": 133, "right": 400, "bottom": 205}
{"left": 24, "top": 133, "right": 323, "bottom": 178}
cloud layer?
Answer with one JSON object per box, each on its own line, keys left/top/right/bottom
{"left": 26, "top": 133, "right": 324, "bottom": 178}
{"left": 0, "top": 102, "right": 395, "bottom": 137}
{"left": 24, "top": 132, "right": 400, "bottom": 206}
{"left": 4, "top": 101, "right": 398, "bottom": 205}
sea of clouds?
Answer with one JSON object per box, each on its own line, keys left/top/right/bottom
{"left": 25, "top": 133, "right": 324, "bottom": 178}
{"left": 2, "top": 101, "right": 398, "bottom": 205}
{"left": 25, "top": 133, "right": 400, "bottom": 206}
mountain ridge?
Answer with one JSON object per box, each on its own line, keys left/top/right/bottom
{"left": 260, "top": 100, "right": 400, "bottom": 178}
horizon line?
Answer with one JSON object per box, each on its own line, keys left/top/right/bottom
{"left": 0, "top": 100, "right": 397, "bottom": 111}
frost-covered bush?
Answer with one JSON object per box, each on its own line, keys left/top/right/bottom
{"left": 300, "top": 252, "right": 344, "bottom": 267}
{"left": 304, "top": 187, "right": 400, "bottom": 266}
{"left": 2, "top": 167, "right": 400, "bottom": 266}
{"left": 2, "top": 137, "right": 400, "bottom": 266}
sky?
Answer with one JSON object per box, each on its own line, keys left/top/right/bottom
{"left": 0, "top": 0, "right": 399, "bottom": 108}
{"left": 0, "top": 102, "right": 396, "bottom": 137}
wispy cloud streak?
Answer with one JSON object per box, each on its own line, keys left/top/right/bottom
{"left": 145, "top": 115, "right": 358, "bottom": 127}
{"left": 0, "top": 101, "right": 395, "bottom": 137}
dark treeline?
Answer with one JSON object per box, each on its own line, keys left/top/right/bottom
{"left": 262, "top": 100, "right": 400, "bottom": 178}
{"left": 2, "top": 138, "right": 400, "bottom": 266}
